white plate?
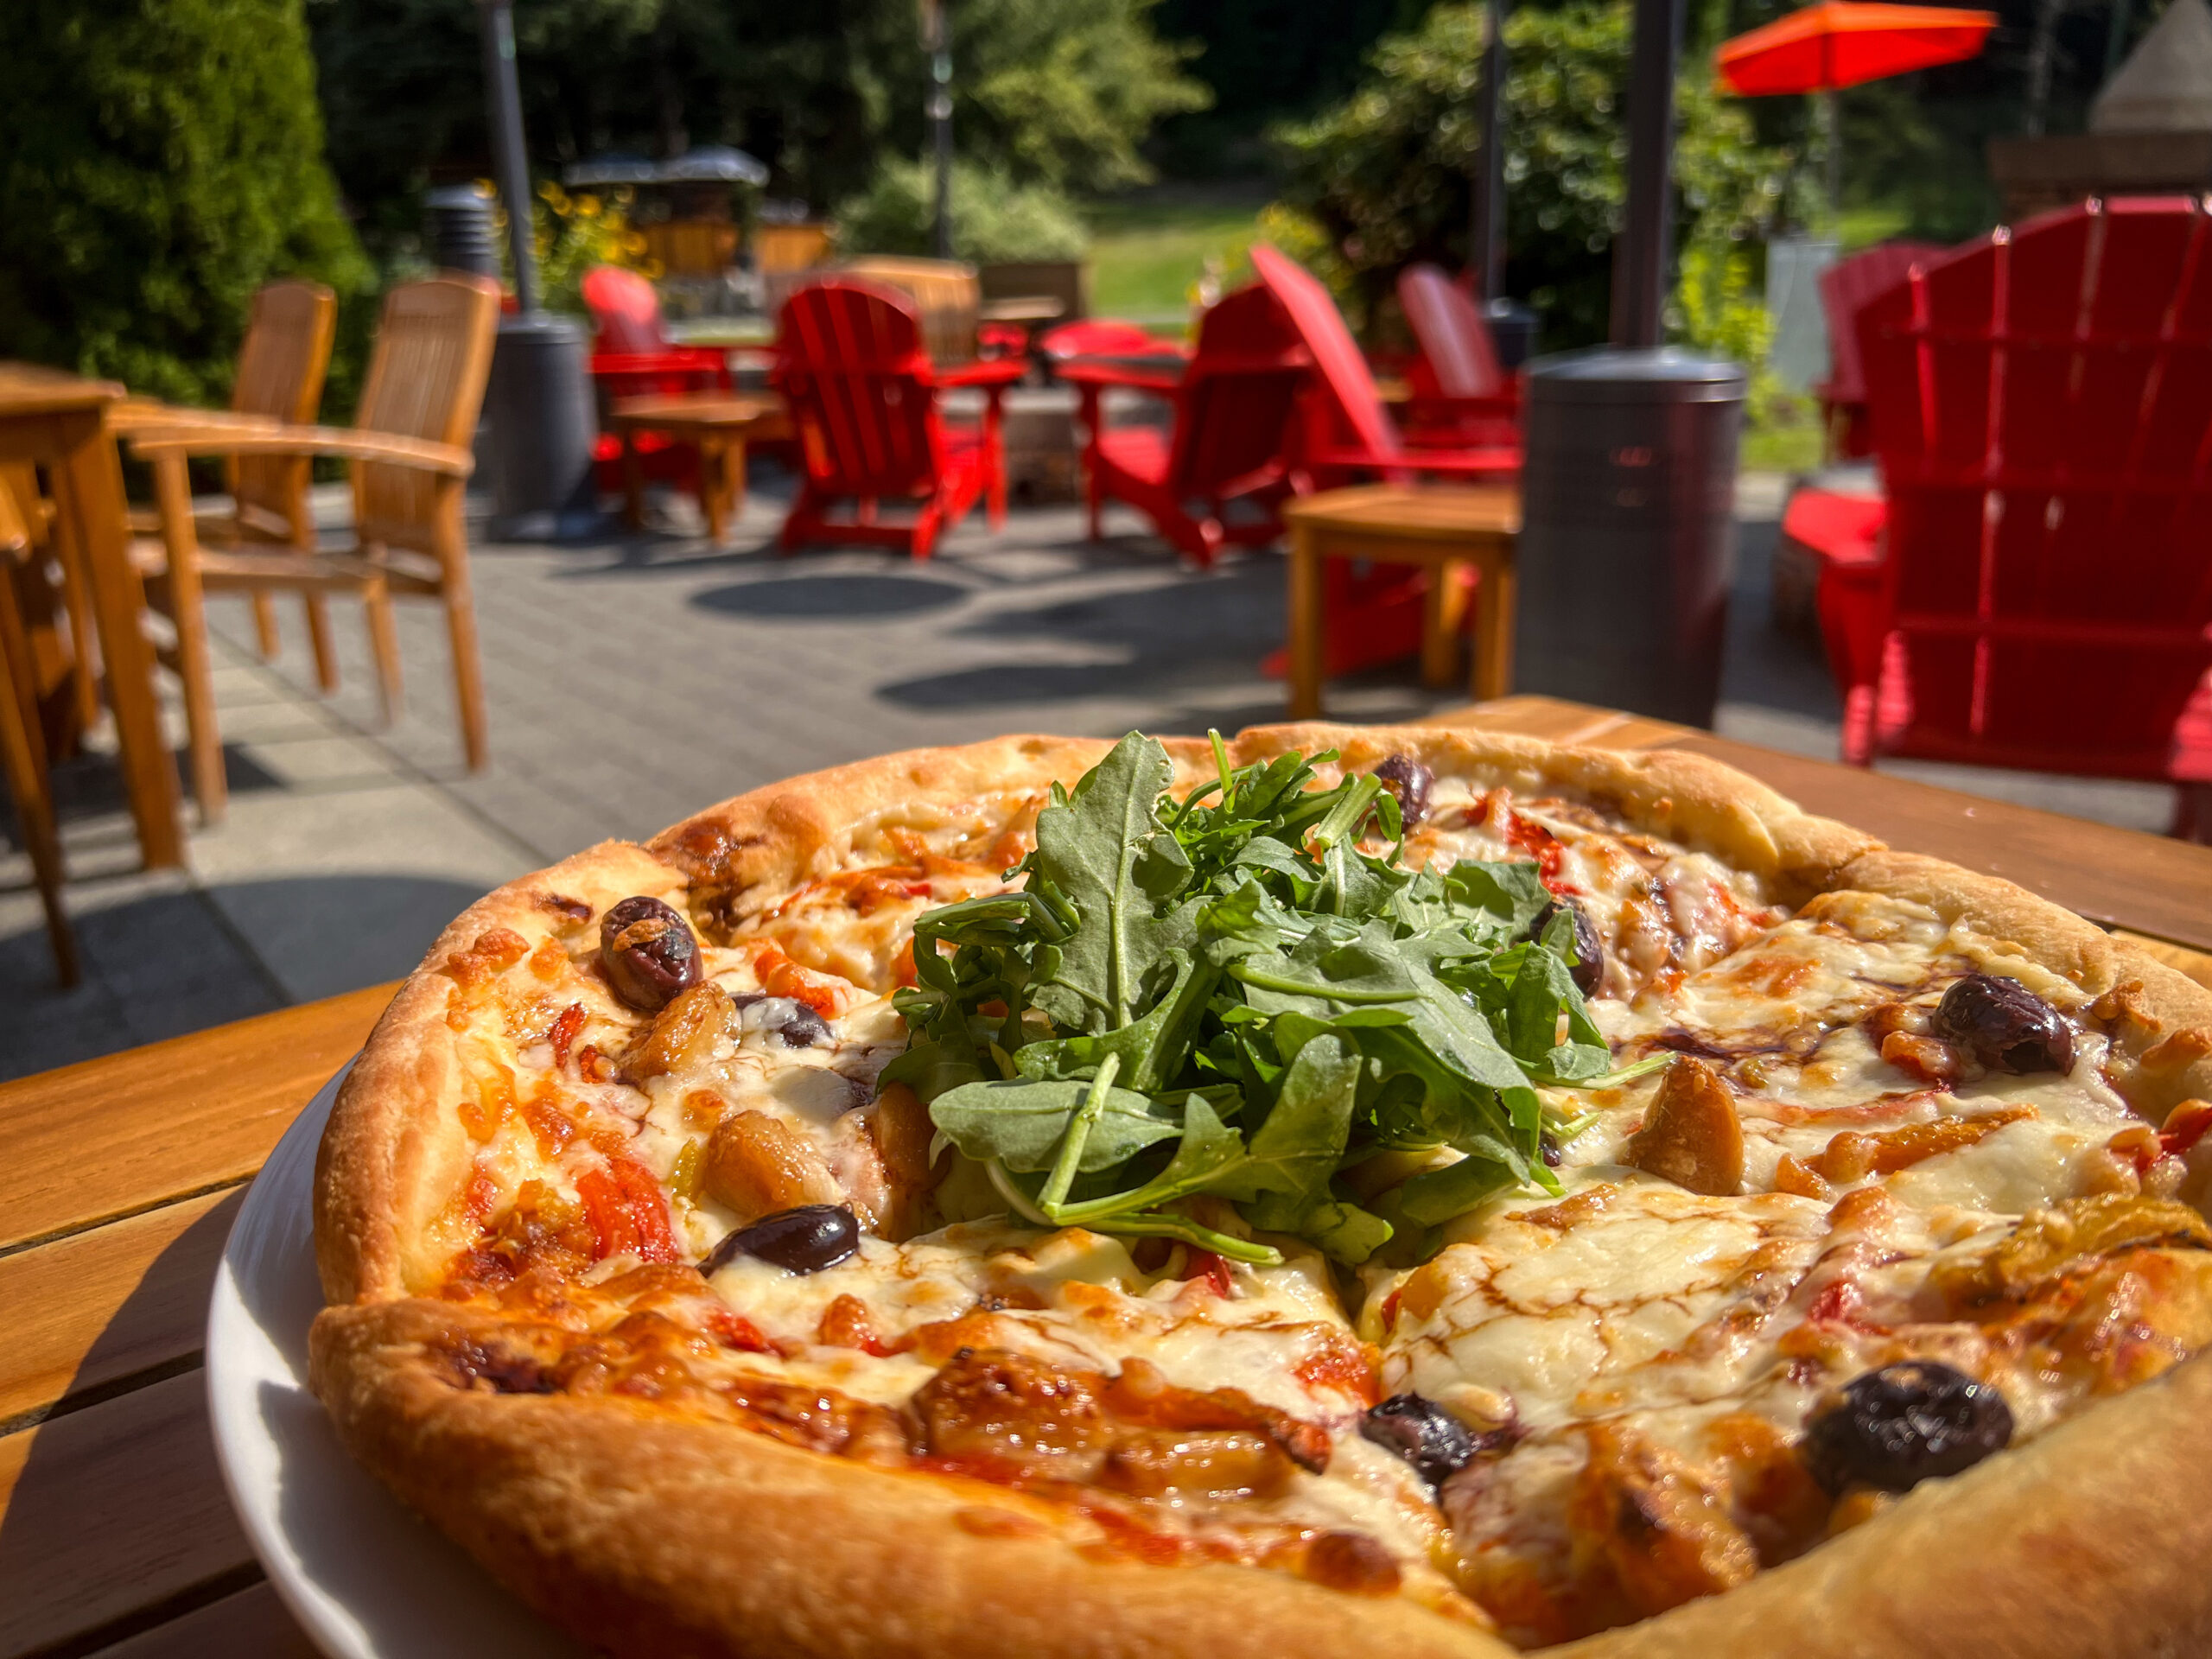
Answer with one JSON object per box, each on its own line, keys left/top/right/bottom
{"left": 205, "top": 1062, "right": 590, "bottom": 1659}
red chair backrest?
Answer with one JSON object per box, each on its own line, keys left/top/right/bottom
{"left": 1397, "top": 264, "right": 1507, "bottom": 399}
{"left": 582, "top": 264, "right": 671, "bottom": 355}
{"left": 1820, "top": 241, "right": 1942, "bottom": 402}
{"left": 1166, "top": 283, "right": 1311, "bottom": 502}
{"left": 1857, "top": 198, "right": 2212, "bottom": 775}
{"left": 1249, "top": 244, "right": 1405, "bottom": 466}
{"left": 773, "top": 279, "right": 946, "bottom": 499}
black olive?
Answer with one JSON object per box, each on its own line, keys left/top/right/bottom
{"left": 1360, "top": 1392, "right": 1480, "bottom": 1488}
{"left": 1529, "top": 899, "right": 1603, "bottom": 995}
{"left": 774, "top": 1003, "right": 832, "bottom": 1047}
{"left": 701, "top": 1204, "right": 860, "bottom": 1275}
{"left": 1933, "top": 974, "right": 2075, "bottom": 1075}
{"left": 1372, "top": 754, "right": 1434, "bottom": 830}
{"left": 599, "top": 895, "right": 702, "bottom": 1013}
{"left": 1801, "top": 1361, "right": 2013, "bottom": 1494}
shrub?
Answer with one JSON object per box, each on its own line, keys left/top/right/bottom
{"left": 836, "top": 159, "right": 1090, "bottom": 264}
{"left": 1271, "top": 1, "right": 1815, "bottom": 350}
{"left": 0, "top": 0, "right": 372, "bottom": 408}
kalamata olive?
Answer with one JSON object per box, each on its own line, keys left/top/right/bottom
{"left": 1529, "top": 899, "right": 1603, "bottom": 995}
{"left": 600, "top": 895, "right": 702, "bottom": 1013}
{"left": 701, "top": 1203, "right": 859, "bottom": 1275}
{"left": 1372, "top": 754, "right": 1433, "bottom": 830}
{"left": 1801, "top": 1360, "right": 2013, "bottom": 1494}
{"left": 1933, "top": 974, "right": 2075, "bottom": 1075}
{"left": 730, "top": 993, "right": 832, "bottom": 1048}
{"left": 1360, "top": 1392, "right": 1479, "bottom": 1488}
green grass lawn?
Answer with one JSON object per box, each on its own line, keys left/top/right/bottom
{"left": 1084, "top": 186, "right": 1270, "bottom": 330}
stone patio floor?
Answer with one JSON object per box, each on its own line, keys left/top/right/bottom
{"left": 0, "top": 469, "right": 2177, "bottom": 1080}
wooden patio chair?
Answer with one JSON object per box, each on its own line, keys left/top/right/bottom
{"left": 1833, "top": 197, "right": 2212, "bottom": 837}
{"left": 112, "top": 281, "right": 340, "bottom": 683}
{"left": 0, "top": 480, "right": 77, "bottom": 984}
{"left": 772, "top": 278, "right": 1024, "bottom": 558}
{"left": 1058, "top": 283, "right": 1313, "bottom": 566}
{"left": 126, "top": 274, "right": 500, "bottom": 819}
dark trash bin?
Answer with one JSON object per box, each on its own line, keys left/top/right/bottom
{"left": 1512, "top": 347, "right": 1745, "bottom": 728}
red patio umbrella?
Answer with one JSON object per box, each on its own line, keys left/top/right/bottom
{"left": 1716, "top": 2, "right": 1995, "bottom": 211}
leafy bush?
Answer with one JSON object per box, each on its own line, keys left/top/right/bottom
{"left": 518, "top": 183, "right": 661, "bottom": 316}
{"left": 1272, "top": 1, "right": 1815, "bottom": 349}
{"left": 0, "top": 0, "right": 372, "bottom": 407}
{"left": 836, "top": 160, "right": 1090, "bottom": 264}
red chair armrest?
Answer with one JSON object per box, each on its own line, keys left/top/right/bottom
{"left": 937, "top": 358, "right": 1030, "bottom": 389}
{"left": 1055, "top": 363, "right": 1184, "bottom": 394}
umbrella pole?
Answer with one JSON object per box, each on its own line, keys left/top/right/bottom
{"left": 1824, "top": 86, "right": 1843, "bottom": 226}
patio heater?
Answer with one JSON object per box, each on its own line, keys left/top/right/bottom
{"left": 476, "top": 0, "right": 601, "bottom": 539}
{"left": 921, "top": 0, "right": 954, "bottom": 260}
{"left": 1510, "top": 0, "right": 1745, "bottom": 727}
{"left": 1468, "top": 0, "right": 1538, "bottom": 368}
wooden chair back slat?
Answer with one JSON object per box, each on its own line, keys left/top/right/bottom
{"left": 228, "top": 281, "right": 336, "bottom": 534}
{"left": 842, "top": 257, "right": 981, "bottom": 365}
{"left": 1858, "top": 198, "right": 2212, "bottom": 779}
{"left": 351, "top": 276, "right": 499, "bottom": 553}
{"left": 1396, "top": 264, "right": 1506, "bottom": 399}
{"left": 775, "top": 282, "right": 944, "bottom": 499}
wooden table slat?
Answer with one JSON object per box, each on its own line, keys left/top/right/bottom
{"left": 85, "top": 1582, "right": 315, "bottom": 1659}
{"left": 0, "top": 981, "right": 391, "bottom": 1255}
{"left": 0, "top": 1189, "right": 239, "bottom": 1431}
{"left": 0, "top": 1372, "right": 255, "bottom": 1656}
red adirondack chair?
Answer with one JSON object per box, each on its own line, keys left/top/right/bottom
{"left": 581, "top": 265, "right": 733, "bottom": 493}
{"left": 1039, "top": 319, "right": 1186, "bottom": 371}
{"left": 1816, "top": 240, "right": 1943, "bottom": 459}
{"left": 1395, "top": 264, "right": 1523, "bottom": 454}
{"left": 1250, "top": 245, "right": 1521, "bottom": 486}
{"left": 772, "top": 278, "right": 1025, "bottom": 558}
{"left": 1828, "top": 198, "right": 2212, "bottom": 835}
{"left": 1058, "top": 284, "right": 1312, "bottom": 566}
{"left": 1248, "top": 245, "right": 1521, "bottom": 679}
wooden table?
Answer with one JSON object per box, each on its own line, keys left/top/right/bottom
{"left": 607, "top": 392, "right": 791, "bottom": 544}
{"left": 0, "top": 364, "right": 182, "bottom": 868}
{"left": 7, "top": 698, "right": 2212, "bottom": 1656}
{"left": 1284, "top": 484, "right": 1521, "bottom": 719}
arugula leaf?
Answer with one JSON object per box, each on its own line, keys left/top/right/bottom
{"left": 904, "top": 732, "right": 1617, "bottom": 1267}
{"left": 1028, "top": 732, "right": 1194, "bottom": 1032}
{"left": 931, "top": 1076, "right": 1182, "bottom": 1173}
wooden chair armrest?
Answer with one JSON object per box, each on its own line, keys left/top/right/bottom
{"left": 106, "top": 401, "right": 286, "bottom": 439}
{"left": 127, "top": 423, "right": 475, "bottom": 477}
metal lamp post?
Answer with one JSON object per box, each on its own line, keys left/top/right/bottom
{"left": 475, "top": 0, "right": 601, "bottom": 539}
{"left": 1510, "top": 0, "right": 1746, "bottom": 728}
{"left": 1468, "top": 0, "right": 1536, "bottom": 367}
{"left": 920, "top": 0, "right": 954, "bottom": 259}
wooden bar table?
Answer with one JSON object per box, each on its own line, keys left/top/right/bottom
{"left": 6, "top": 701, "right": 2212, "bottom": 1656}
{"left": 1283, "top": 484, "right": 1521, "bottom": 720}
{"left": 0, "top": 365, "right": 183, "bottom": 868}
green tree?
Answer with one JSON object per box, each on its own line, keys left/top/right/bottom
{"left": 1271, "top": 1, "right": 1813, "bottom": 348}
{"left": 306, "top": 0, "right": 1206, "bottom": 257}
{"left": 836, "top": 160, "right": 1090, "bottom": 262}
{"left": 0, "top": 0, "right": 372, "bottom": 406}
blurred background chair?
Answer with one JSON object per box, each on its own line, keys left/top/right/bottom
{"left": 1830, "top": 198, "right": 2212, "bottom": 838}
{"left": 580, "top": 264, "right": 733, "bottom": 498}
{"left": 127, "top": 274, "right": 501, "bottom": 817}
{"left": 1815, "top": 239, "right": 1943, "bottom": 460}
{"left": 1395, "top": 264, "right": 1524, "bottom": 455}
{"left": 1060, "top": 283, "right": 1309, "bottom": 565}
{"left": 0, "top": 476, "right": 76, "bottom": 983}
{"left": 773, "top": 277, "right": 1024, "bottom": 558}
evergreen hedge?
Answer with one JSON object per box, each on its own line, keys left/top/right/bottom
{"left": 0, "top": 0, "right": 372, "bottom": 409}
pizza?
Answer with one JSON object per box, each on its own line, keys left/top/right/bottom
{"left": 308, "top": 724, "right": 2212, "bottom": 1658}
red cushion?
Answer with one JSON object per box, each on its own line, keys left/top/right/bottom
{"left": 1783, "top": 488, "right": 1885, "bottom": 568}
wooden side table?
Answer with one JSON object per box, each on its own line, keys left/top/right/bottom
{"left": 607, "top": 393, "right": 791, "bottom": 545}
{"left": 1282, "top": 483, "right": 1521, "bottom": 719}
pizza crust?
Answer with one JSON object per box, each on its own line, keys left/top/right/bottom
{"left": 312, "top": 723, "right": 2212, "bottom": 1656}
